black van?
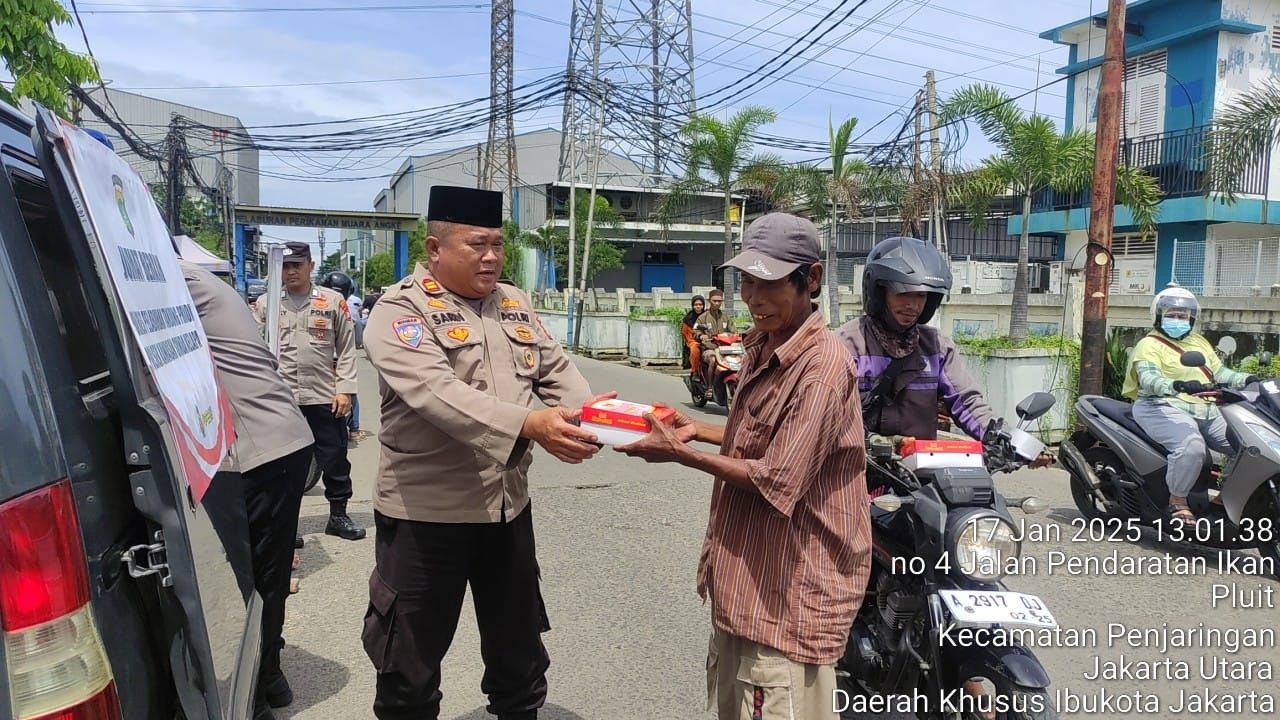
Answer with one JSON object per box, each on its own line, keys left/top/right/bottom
{"left": 0, "top": 102, "right": 260, "bottom": 718}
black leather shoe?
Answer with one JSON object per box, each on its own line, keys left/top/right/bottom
{"left": 294, "top": 533, "right": 303, "bottom": 549}
{"left": 263, "top": 674, "right": 293, "bottom": 708}
{"left": 253, "top": 704, "right": 276, "bottom": 720}
{"left": 325, "top": 513, "right": 366, "bottom": 541}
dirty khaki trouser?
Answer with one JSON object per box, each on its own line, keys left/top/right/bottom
{"left": 707, "top": 628, "right": 838, "bottom": 720}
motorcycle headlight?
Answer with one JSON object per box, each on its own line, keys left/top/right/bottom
{"left": 723, "top": 355, "right": 742, "bottom": 371}
{"left": 948, "top": 512, "right": 1020, "bottom": 582}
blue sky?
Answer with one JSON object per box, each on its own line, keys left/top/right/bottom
{"left": 44, "top": 0, "right": 1098, "bottom": 247}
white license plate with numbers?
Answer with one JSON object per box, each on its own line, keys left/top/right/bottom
{"left": 938, "top": 590, "right": 1058, "bottom": 629}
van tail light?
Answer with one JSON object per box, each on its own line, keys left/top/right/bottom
{"left": 1, "top": 480, "right": 120, "bottom": 719}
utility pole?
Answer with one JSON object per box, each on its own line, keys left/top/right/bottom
{"left": 566, "top": 130, "right": 578, "bottom": 347}
{"left": 573, "top": 82, "right": 607, "bottom": 352}
{"left": 1080, "top": 0, "right": 1127, "bottom": 398}
{"left": 164, "top": 116, "right": 183, "bottom": 235}
{"left": 318, "top": 229, "right": 326, "bottom": 272}
{"left": 912, "top": 91, "right": 923, "bottom": 239}
{"left": 927, "top": 70, "right": 947, "bottom": 257}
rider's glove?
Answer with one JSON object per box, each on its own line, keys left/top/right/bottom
{"left": 1172, "top": 379, "right": 1210, "bottom": 395}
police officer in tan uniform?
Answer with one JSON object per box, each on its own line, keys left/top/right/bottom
{"left": 362, "top": 186, "right": 608, "bottom": 720}
{"left": 254, "top": 241, "right": 365, "bottom": 540}
{"left": 181, "top": 259, "right": 312, "bottom": 719}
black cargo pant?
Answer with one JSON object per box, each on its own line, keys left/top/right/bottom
{"left": 299, "top": 404, "right": 353, "bottom": 504}
{"left": 363, "top": 504, "right": 550, "bottom": 720}
{"left": 243, "top": 446, "right": 311, "bottom": 687}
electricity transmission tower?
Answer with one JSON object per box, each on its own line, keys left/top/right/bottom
{"left": 483, "top": 0, "right": 518, "bottom": 214}
{"left": 559, "top": 0, "right": 696, "bottom": 187}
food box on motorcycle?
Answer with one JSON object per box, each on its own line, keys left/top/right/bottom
{"left": 580, "top": 399, "right": 677, "bottom": 445}
{"left": 899, "top": 438, "right": 984, "bottom": 471}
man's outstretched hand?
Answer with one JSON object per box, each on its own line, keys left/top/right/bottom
{"left": 523, "top": 407, "right": 601, "bottom": 464}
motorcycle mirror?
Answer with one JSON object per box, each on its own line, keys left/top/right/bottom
{"left": 1261, "top": 351, "right": 1274, "bottom": 368}
{"left": 871, "top": 495, "right": 910, "bottom": 512}
{"left": 1020, "top": 496, "right": 1050, "bottom": 515}
{"left": 1015, "top": 392, "right": 1056, "bottom": 422}
{"left": 1216, "top": 335, "right": 1237, "bottom": 357}
{"left": 1180, "top": 351, "right": 1207, "bottom": 368}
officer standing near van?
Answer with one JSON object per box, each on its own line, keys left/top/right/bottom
{"left": 361, "top": 185, "right": 607, "bottom": 720}
{"left": 254, "top": 241, "right": 365, "bottom": 541}
{"left": 180, "top": 258, "right": 312, "bottom": 719}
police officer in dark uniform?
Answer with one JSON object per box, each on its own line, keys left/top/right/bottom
{"left": 362, "top": 186, "right": 609, "bottom": 720}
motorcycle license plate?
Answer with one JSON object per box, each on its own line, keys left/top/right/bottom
{"left": 938, "top": 590, "right": 1058, "bottom": 630}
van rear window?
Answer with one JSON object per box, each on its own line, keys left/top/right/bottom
{"left": 7, "top": 169, "right": 111, "bottom": 382}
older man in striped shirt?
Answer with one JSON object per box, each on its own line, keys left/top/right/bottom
{"left": 617, "top": 213, "right": 871, "bottom": 720}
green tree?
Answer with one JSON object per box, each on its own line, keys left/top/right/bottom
{"left": 942, "top": 84, "right": 1161, "bottom": 343}
{"left": 319, "top": 251, "right": 342, "bottom": 274}
{"left": 149, "top": 185, "right": 227, "bottom": 258}
{"left": 0, "top": 0, "right": 100, "bottom": 118}
{"left": 524, "top": 190, "right": 624, "bottom": 289}
{"left": 774, "top": 116, "right": 912, "bottom": 321}
{"left": 1202, "top": 80, "right": 1280, "bottom": 202}
{"left": 501, "top": 220, "right": 527, "bottom": 287}
{"left": 657, "top": 106, "right": 783, "bottom": 313}
{"left": 362, "top": 252, "right": 396, "bottom": 290}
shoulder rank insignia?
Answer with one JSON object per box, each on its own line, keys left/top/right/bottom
{"left": 427, "top": 298, "right": 449, "bottom": 309}
{"left": 446, "top": 326, "right": 471, "bottom": 343}
{"left": 393, "top": 317, "right": 425, "bottom": 348}
{"left": 422, "top": 278, "right": 444, "bottom": 294}
{"left": 501, "top": 297, "right": 522, "bottom": 309}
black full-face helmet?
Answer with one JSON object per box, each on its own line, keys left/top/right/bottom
{"left": 321, "top": 271, "right": 356, "bottom": 299}
{"left": 862, "top": 236, "right": 952, "bottom": 326}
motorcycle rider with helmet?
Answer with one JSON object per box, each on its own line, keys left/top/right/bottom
{"left": 1122, "top": 286, "right": 1257, "bottom": 526}
{"left": 836, "top": 236, "right": 995, "bottom": 446}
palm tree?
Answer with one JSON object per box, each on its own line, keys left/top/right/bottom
{"left": 1203, "top": 80, "right": 1280, "bottom": 202}
{"left": 774, "top": 117, "right": 911, "bottom": 323}
{"left": 942, "top": 84, "right": 1162, "bottom": 343}
{"left": 657, "top": 106, "right": 783, "bottom": 314}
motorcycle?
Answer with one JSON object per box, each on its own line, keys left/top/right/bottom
{"left": 684, "top": 327, "right": 743, "bottom": 410}
{"left": 1058, "top": 350, "right": 1280, "bottom": 576}
{"left": 839, "top": 392, "right": 1061, "bottom": 720}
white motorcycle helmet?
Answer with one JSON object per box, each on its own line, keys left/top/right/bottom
{"left": 1150, "top": 286, "right": 1200, "bottom": 336}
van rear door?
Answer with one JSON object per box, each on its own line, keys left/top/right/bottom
{"left": 29, "top": 108, "right": 260, "bottom": 720}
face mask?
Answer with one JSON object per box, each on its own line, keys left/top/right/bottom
{"left": 1162, "top": 318, "right": 1191, "bottom": 339}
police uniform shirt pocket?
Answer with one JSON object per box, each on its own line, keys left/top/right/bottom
{"left": 501, "top": 319, "right": 540, "bottom": 376}
{"left": 306, "top": 311, "right": 330, "bottom": 342}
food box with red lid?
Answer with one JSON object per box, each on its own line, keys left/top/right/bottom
{"left": 899, "top": 438, "right": 985, "bottom": 471}
{"left": 580, "top": 399, "right": 676, "bottom": 445}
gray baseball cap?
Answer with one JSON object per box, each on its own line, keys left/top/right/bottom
{"left": 720, "top": 213, "right": 820, "bottom": 280}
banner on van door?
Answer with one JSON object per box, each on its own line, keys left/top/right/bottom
{"left": 52, "top": 121, "right": 234, "bottom": 504}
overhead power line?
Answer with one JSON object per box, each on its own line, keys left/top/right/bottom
{"left": 77, "top": 2, "right": 488, "bottom": 14}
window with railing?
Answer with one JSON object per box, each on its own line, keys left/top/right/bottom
{"left": 1031, "top": 124, "right": 1270, "bottom": 212}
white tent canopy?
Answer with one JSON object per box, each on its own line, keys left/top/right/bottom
{"left": 175, "top": 234, "right": 231, "bottom": 274}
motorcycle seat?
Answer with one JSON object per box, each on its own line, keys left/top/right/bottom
{"left": 1090, "top": 397, "right": 1168, "bottom": 453}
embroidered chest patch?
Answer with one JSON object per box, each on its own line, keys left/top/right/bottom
{"left": 446, "top": 326, "right": 471, "bottom": 343}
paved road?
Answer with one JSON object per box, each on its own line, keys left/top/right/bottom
{"left": 279, "top": 355, "right": 1278, "bottom": 720}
